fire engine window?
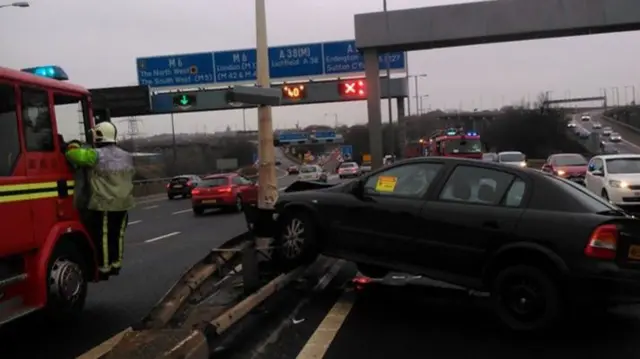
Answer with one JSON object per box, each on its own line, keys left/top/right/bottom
{"left": 21, "top": 88, "right": 54, "bottom": 152}
{"left": 54, "top": 93, "right": 87, "bottom": 144}
{"left": 0, "top": 83, "right": 20, "bottom": 176}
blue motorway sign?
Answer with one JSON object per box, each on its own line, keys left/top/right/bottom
{"left": 314, "top": 130, "right": 336, "bottom": 139}
{"left": 340, "top": 145, "right": 353, "bottom": 158}
{"left": 137, "top": 40, "right": 406, "bottom": 88}
{"left": 278, "top": 132, "right": 308, "bottom": 142}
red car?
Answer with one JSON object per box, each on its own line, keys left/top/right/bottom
{"left": 541, "top": 153, "right": 588, "bottom": 184}
{"left": 191, "top": 173, "right": 258, "bottom": 215}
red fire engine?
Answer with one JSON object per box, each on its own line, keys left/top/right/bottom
{"left": 403, "top": 139, "right": 428, "bottom": 158}
{"left": 0, "top": 65, "right": 114, "bottom": 325}
{"left": 427, "top": 128, "right": 483, "bottom": 159}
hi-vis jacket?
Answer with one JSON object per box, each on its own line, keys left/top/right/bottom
{"left": 66, "top": 144, "right": 135, "bottom": 212}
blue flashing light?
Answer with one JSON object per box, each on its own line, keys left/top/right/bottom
{"left": 466, "top": 131, "right": 478, "bottom": 136}
{"left": 21, "top": 65, "right": 69, "bottom": 81}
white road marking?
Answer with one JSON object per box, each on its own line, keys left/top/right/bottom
{"left": 144, "top": 232, "right": 180, "bottom": 243}
{"left": 128, "top": 220, "right": 142, "bottom": 225}
{"left": 172, "top": 209, "right": 192, "bottom": 215}
{"left": 143, "top": 205, "right": 159, "bottom": 210}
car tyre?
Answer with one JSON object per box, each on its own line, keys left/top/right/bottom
{"left": 491, "top": 265, "right": 561, "bottom": 332}
{"left": 193, "top": 207, "right": 204, "bottom": 216}
{"left": 168, "top": 194, "right": 174, "bottom": 200}
{"left": 234, "top": 195, "right": 243, "bottom": 212}
{"left": 273, "top": 211, "right": 319, "bottom": 271}
{"left": 43, "top": 240, "right": 88, "bottom": 323}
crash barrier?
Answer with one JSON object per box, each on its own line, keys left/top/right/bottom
{"left": 602, "top": 114, "right": 640, "bottom": 135}
{"left": 87, "top": 203, "right": 344, "bottom": 359}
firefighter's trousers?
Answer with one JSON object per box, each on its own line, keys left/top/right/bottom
{"left": 88, "top": 210, "right": 128, "bottom": 273}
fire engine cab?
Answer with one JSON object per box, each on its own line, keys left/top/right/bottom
{"left": 0, "top": 65, "right": 112, "bottom": 326}
{"left": 427, "top": 128, "right": 483, "bottom": 159}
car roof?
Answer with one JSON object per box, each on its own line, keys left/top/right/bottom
{"left": 204, "top": 173, "right": 236, "bottom": 179}
{"left": 341, "top": 161, "right": 358, "bottom": 165}
{"left": 549, "top": 153, "right": 585, "bottom": 158}
{"left": 594, "top": 154, "right": 640, "bottom": 160}
{"left": 497, "top": 151, "right": 523, "bottom": 155}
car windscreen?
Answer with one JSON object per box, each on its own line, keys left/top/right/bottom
{"left": 605, "top": 158, "right": 640, "bottom": 174}
{"left": 443, "top": 139, "right": 482, "bottom": 154}
{"left": 552, "top": 155, "right": 587, "bottom": 166}
{"left": 499, "top": 153, "right": 525, "bottom": 162}
{"left": 198, "top": 178, "right": 229, "bottom": 187}
{"left": 300, "top": 166, "right": 318, "bottom": 173}
{"left": 170, "top": 176, "right": 191, "bottom": 184}
{"left": 603, "top": 127, "right": 612, "bottom": 131}
{"left": 340, "top": 163, "right": 356, "bottom": 168}
{"left": 548, "top": 176, "right": 618, "bottom": 212}
{"left": 611, "top": 133, "right": 620, "bottom": 136}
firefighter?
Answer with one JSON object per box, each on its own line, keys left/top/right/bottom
{"left": 65, "top": 121, "right": 135, "bottom": 276}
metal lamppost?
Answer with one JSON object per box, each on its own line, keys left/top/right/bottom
{"left": 383, "top": 0, "right": 394, "bottom": 156}
{"left": 0, "top": 1, "right": 29, "bottom": 8}
{"left": 408, "top": 74, "right": 427, "bottom": 114}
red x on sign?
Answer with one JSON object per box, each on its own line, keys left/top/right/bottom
{"left": 338, "top": 79, "right": 366, "bottom": 98}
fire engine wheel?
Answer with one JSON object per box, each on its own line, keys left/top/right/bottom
{"left": 45, "top": 241, "right": 88, "bottom": 321}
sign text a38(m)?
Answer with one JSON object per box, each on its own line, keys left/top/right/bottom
{"left": 136, "top": 40, "right": 407, "bottom": 88}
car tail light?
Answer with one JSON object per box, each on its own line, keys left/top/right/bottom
{"left": 191, "top": 189, "right": 200, "bottom": 195}
{"left": 585, "top": 224, "right": 618, "bottom": 260}
{"left": 219, "top": 186, "right": 232, "bottom": 193}
{"left": 166, "top": 183, "right": 170, "bottom": 188}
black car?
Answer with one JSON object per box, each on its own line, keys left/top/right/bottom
{"left": 269, "top": 157, "right": 640, "bottom": 331}
{"left": 167, "top": 175, "right": 200, "bottom": 199}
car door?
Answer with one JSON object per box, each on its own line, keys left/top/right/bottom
{"left": 232, "top": 176, "right": 252, "bottom": 202}
{"left": 240, "top": 176, "right": 258, "bottom": 203}
{"left": 331, "top": 162, "right": 445, "bottom": 266}
{"left": 585, "top": 157, "right": 604, "bottom": 195}
{"left": 418, "top": 165, "right": 527, "bottom": 284}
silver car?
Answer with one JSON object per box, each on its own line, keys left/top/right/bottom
{"left": 591, "top": 122, "right": 602, "bottom": 129}
{"left": 609, "top": 132, "right": 622, "bottom": 142}
{"left": 497, "top": 151, "right": 527, "bottom": 167}
{"left": 602, "top": 127, "right": 613, "bottom": 136}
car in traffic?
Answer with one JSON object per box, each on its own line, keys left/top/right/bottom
{"left": 167, "top": 174, "right": 201, "bottom": 199}
{"left": 610, "top": 132, "right": 622, "bottom": 142}
{"left": 602, "top": 127, "right": 613, "bottom": 136}
{"left": 360, "top": 163, "right": 372, "bottom": 173}
{"left": 578, "top": 129, "right": 590, "bottom": 139}
{"left": 287, "top": 165, "right": 299, "bottom": 175}
{"left": 297, "top": 164, "right": 328, "bottom": 182}
{"left": 190, "top": 173, "right": 258, "bottom": 215}
{"left": 581, "top": 114, "right": 591, "bottom": 121}
{"left": 585, "top": 154, "right": 640, "bottom": 209}
{"left": 592, "top": 122, "right": 602, "bottom": 129}
{"left": 338, "top": 162, "right": 361, "bottom": 178}
{"left": 482, "top": 152, "right": 499, "bottom": 162}
{"left": 497, "top": 151, "right": 526, "bottom": 167}
{"left": 275, "top": 160, "right": 282, "bottom": 166}
{"left": 566, "top": 122, "right": 577, "bottom": 128}
{"left": 541, "top": 153, "right": 588, "bottom": 184}
{"left": 270, "top": 157, "right": 640, "bottom": 332}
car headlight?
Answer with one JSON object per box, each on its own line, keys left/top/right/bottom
{"left": 519, "top": 161, "right": 527, "bottom": 167}
{"left": 609, "top": 180, "right": 629, "bottom": 188}
{"left": 556, "top": 170, "right": 566, "bottom": 176}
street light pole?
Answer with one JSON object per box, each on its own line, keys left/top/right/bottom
{"left": 383, "top": 0, "right": 394, "bottom": 156}
{"left": 255, "top": 0, "right": 276, "bottom": 209}
{"left": 410, "top": 74, "right": 427, "bottom": 113}
{"left": 0, "top": 1, "right": 29, "bottom": 8}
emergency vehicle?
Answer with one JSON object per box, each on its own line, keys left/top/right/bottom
{"left": 0, "top": 65, "right": 116, "bottom": 325}
{"left": 427, "top": 128, "right": 483, "bottom": 159}
{"left": 403, "top": 139, "right": 428, "bottom": 158}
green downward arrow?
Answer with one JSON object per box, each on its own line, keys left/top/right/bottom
{"left": 179, "top": 95, "right": 189, "bottom": 106}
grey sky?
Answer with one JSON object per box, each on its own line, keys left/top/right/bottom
{"left": 3, "top": 0, "right": 640, "bottom": 139}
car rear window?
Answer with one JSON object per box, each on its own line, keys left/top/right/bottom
{"left": 499, "top": 153, "right": 525, "bottom": 162}
{"left": 340, "top": 163, "right": 356, "bottom": 168}
{"left": 300, "top": 166, "right": 318, "bottom": 173}
{"left": 170, "top": 176, "right": 190, "bottom": 184}
{"left": 199, "top": 177, "right": 229, "bottom": 187}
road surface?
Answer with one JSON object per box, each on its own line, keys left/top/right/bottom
{"left": 573, "top": 110, "right": 640, "bottom": 154}
{"left": 226, "top": 267, "right": 640, "bottom": 359}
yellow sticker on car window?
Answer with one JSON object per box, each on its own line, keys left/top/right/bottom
{"left": 375, "top": 175, "right": 397, "bottom": 192}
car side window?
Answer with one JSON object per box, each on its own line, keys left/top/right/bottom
{"left": 364, "top": 163, "right": 443, "bottom": 198}
{"left": 22, "top": 87, "right": 54, "bottom": 152}
{"left": 0, "top": 83, "right": 20, "bottom": 176}
{"left": 239, "top": 176, "right": 253, "bottom": 184}
{"left": 503, "top": 179, "right": 526, "bottom": 207}
{"left": 438, "top": 165, "right": 515, "bottom": 205}
{"left": 588, "top": 158, "right": 603, "bottom": 172}
{"left": 232, "top": 176, "right": 244, "bottom": 185}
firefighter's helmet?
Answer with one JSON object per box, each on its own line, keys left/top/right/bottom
{"left": 93, "top": 121, "right": 117, "bottom": 144}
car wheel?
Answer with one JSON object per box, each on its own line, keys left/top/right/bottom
{"left": 491, "top": 265, "right": 561, "bottom": 332}
{"left": 168, "top": 194, "right": 174, "bottom": 200}
{"left": 193, "top": 207, "right": 204, "bottom": 216}
{"left": 273, "top": 211, "right": 319, "bottom": 270}
{"left": 44, "top": 240, "right": 88, "bottom": 323}
{"left": 234, "top": 196, "right": 243, "bottom": 212}
{"left": 357, "top": 263, "right": 389, "bottom": 279}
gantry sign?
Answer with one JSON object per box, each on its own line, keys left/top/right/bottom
{"left": 353, "top": 0, "right": 640, "bottom": 168}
